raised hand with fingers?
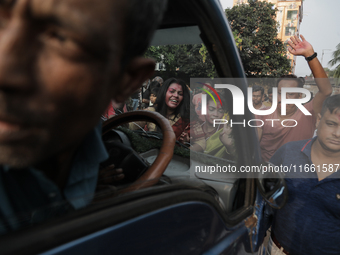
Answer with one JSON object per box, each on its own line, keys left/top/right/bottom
{"left": 287, "top": 34, "right": 315, "bottom": 58}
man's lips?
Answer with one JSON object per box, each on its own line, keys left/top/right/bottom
{"left": 328, "top": 139, "right": 340, "bottom": 145}
{"left": 0, "top": 117, "right": 34, "bottom": 143}
{"left": 0, "top": 120, "right": 21, "bottom": 132}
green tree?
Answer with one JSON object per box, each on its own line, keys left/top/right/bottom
{"left": 145, "top": 44, "right": 217, "bottom": 78}
{"left": 225, "top": 0, "right": 291, "bottom": 77}
{"left": 328, "top": 43, "right": 340, "bottom": 78}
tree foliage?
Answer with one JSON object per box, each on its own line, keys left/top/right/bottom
{"left": 226, "top": 0, "right": 291, "bottom": 77}
{"left": 145, "top": 44, "right": 217, "bottom": 78}
{"left": 328, "top": 43, "right": 340, "bottom": 78}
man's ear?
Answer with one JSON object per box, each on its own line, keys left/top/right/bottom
{"left": 316, "top": 113, "right": 322, "bottom": 128}
{"left": 114, "top": 57, "right": 155, "bottom": 103}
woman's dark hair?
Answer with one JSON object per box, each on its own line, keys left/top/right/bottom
{"left": 155, "top": 78, "right": 191, "bottom": 121}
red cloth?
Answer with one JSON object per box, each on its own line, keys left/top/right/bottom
{"left": 103, "top": 102, "right": 127, "bottom": 119}
{"left": 171, "top": 117, "right": 188, "bottom": 140}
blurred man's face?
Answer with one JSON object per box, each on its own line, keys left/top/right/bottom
{"left": 268, "top": 93, "right": 273, "bottom": 103}
{"left": 277, "top": 80, "right": 301, "bottom": 116}
{"left": 252, "top": 91, "right": 263, "bottom": 107}
{"left": 316, "top": 109, "right": 340, "bottom": 153}
{"left": 0, "top": 0, "right": 129, "bottom": 167}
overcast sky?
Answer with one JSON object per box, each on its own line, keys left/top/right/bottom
{"left": 219, "top": 0, "right": 340, "bottom": 77}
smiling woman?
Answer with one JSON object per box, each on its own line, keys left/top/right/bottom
{"left": 130, "top": 78, "right": 206, "bottom": 152}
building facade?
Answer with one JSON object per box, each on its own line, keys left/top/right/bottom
{"left": 232, "top": 0, "right": 303, "bottom": 73}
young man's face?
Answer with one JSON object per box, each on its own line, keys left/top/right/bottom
{"left": 0, "top": 0, "right": 143, "bottom": 167}
{"left": 277, "top": 80, "right": 302, "bottom": 115}
{"left": 252, "top": 90, "right": 263, "bottom": 107}
{"left": 268, "top": 93, "right": 273, "bottom": 103}
{"left": 316, "top": 109, "right": 340, "bottom": 153}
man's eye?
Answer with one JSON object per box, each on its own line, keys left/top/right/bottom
{"left": 41, "top": 28, "right": 87, "bottom": 59}
{"left": 45, "top": 29, "right": 71, "bottom": 44}
{"left": 49, "top": 31, "right": 67, "bottom": 42}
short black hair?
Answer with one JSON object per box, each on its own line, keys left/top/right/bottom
{"left": 277, "top": 75, "right": 305, "bottom": 88}
{"left": 151, "top": 87, "right": 159, "bottom": 97}
{"left": 252, "top": 85, "right": 264, "bottom": 96}
{"left": 321, "top": 94, "right": 340, "bottom": 116}
{"left": 149, "top": 81, "right": 160, "bottom": 90}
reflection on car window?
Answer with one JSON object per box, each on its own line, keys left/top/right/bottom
{"left": 145, "top": 43, "right": 217, "bottom": 80}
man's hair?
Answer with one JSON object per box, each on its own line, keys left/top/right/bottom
{"left": 321, "top": 94, "right": 340, "bottom": 116}
{"left": 151, "top": 87, "right": 160, "bottom": 97}
{"left": 122, "top": 0, "right": 168, "bottom": 66}
{"left": 268, "top": 87, "right": 272, "bottom": 94}
{"left": 277, "top": 75, "right": 305, "bottom": 88}
{"left": 252, "top": 85, "right": 264, "bottom": 96}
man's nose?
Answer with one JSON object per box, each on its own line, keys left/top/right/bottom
{"left": 333, "top": 127, "right": 340, "bottom": 138}
{"left": 0, "top": 1, "right": 35, "bottom": 92}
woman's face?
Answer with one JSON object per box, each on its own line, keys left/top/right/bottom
{"left": 165, "top": 83, "right": 184, "bottom": 110}
{"left": 150, "top": 94, "right": 157, "bottom": 104}
{"left": 205, "top": 100, "right": 224, "bottom": 125}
